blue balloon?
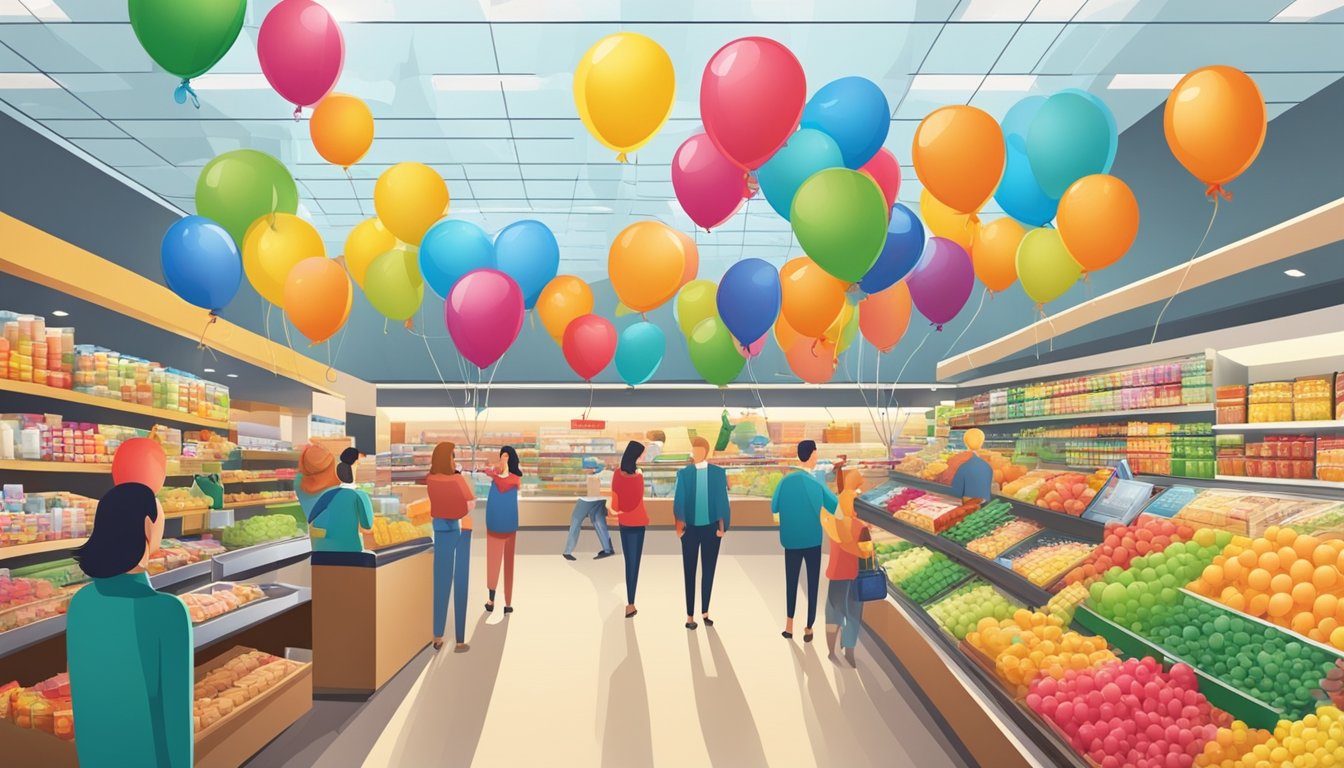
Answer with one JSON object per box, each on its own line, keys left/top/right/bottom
{"left": 418, "top": 219, "right": 495, "bottom": 299}
{"left": 757, "top": 129, "right": 843, "bottom": 220}
{"left": 160, "top": 215, "right": 242, "bottom": 311}
{"left": 715, "top": 258, "right": 781, "bottom": 347}
{"left": 994, "top": 96, "right": 1059, "bottom": 227}
{"left": 494, "top": 219, "right": 559, "bottom": 309}
{"left": 800, "top": 77, "right": 890, "bottom": 169}
{"left": 1026, "top": 89, "right": 1118, "bottom": 199}
{"left": 858, "top": 203, "right": 925, "bottom": 294}
{"left": 614, "top": 321, "right": 665, "bottom": 387}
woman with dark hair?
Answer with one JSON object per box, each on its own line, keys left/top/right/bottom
{"left": 67, "top": 482, "right": 193, "bottom": 767}
{"left": 424, "top": 442, "right": 474, "bottom": 652}
{"left": 483, "top": 445, "right": 523, "bottom": 613}
{"left": 609, "top": 440, "right": 649, "bottom": 618}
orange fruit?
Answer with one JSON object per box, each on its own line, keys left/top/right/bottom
{"left": 1271, "top": 573, "right": 1294, "bottom": 594}
{"left": 1275, "top": 527, "right": 1297, "bottom": 547}
{"left": 1248, "top": 569, "right": 1272, "bottom": 591}
{"left": 1248, "top": 593, "right": 1271, "bottom": 616}
{"left": 1317, "top": 594, "right": 1340, "bottom": 619}
{"left": 1330, "top": 626, "right": 1344, "bottom": 650}
{"left": 1319, "top": 617, "right": 1340, "bottom": 636}
{"left": 1260, "top": 552, "right": 1281, "bottom": 571}
{"left": 1279, "top": 546, "right": 1299, "bottom": 566}
{"left": 1291, "top": 612, "right": 1315, "bottom": 635}
{"left": 1313, "top": 565, "right": 1339, "bottom": 591}
{"left": 1290, "top": 559, "right": 1314, "bottom": 583}
{"left": 1204, "top": 564, "right": 1225, "bottom": 586}
{"left": 1224, "top": 593, "right": 1247, "bottom": 612}
{"left": 1223, "top": 558, "right": 1245, "bottom": 582}
{"left": 1313, "top": 544, "right": 1337, "bottom": 567}
{"left": 1292, "top": 582, "right": 1317, "bottom": 606}
{"left": 1268, "top": 593, "right": 1294, "bottom": 618}
{"left": 1238, "top": 549, "right": 1259, "bottom": 569}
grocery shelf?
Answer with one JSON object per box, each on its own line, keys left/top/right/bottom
{"left": 1213, "top": 475, "right": 1344, "bottom": 490}
{"left": 956, "top": 403, "right": 1213, "bottom": 429}
{"left": 1134, "top": 473, "right": 1344, "bottom": 501}
{"left": 223, "top": 476, "right": 294, "bottom": 486}
{"left": 884, "top": 472, "right": 1105, "bottom": 541}
{"left": 190, "top": 583, "right": 312, "bottom": 650}
{"left": 240, "top": 450, "right": 302, "bottom": 462}
{"left": 210, "top": 535, "right": 311, "bottom": 580}
{"left": 0, "top": 459, "right": 110, "bottom": 474}
{"left": 0, "top": 377, "right": 231, "bottom": 430}
{"left": 0, "top": 537, "right": 87, "bottom": 562}
{"left": 226, "top": 497, "right": 299, "bottom": 510}
{"left": 0, "top": 614, "right": 65, "bottom": 659}
{"left": 1212, "top": 420, "right": 1344, "bottom": 432}
{"left": 148, "top": 560, "right": 213, "bottom": 592}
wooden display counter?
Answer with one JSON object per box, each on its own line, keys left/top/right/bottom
{"left": 310, "top": 539, "right": 433, "bottom": 696}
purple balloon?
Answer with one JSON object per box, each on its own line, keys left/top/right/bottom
{"left": 905, "top": 237, "right": 973, "bottom": 330}
{"left": 445, "top": 269, "right": 524, "bottom": 369}
{"left": 672, "top": 132, "right": 748, "bottom": 230}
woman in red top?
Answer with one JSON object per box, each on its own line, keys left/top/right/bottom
{"left": 424, "top": 442, "right": 474, "bottom": 652}
{"left": 822, "top": 468, "right": 874, "bottom": 666}
{"left": 609, "top": 441, "right": 649, "bottom": 618}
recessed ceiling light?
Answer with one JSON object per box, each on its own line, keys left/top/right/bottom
{"left": 1274, "top": 0, "right": 1344, "bottom": 21}
{"left": 226, "top": 373, "right": 238, "bottom": 378}
{"left": 431, "top": 74, "right": 543, "bottom": 92}
{"left": 50, "top": 310, "right": 68, "bottom": 317}
{"left": 1107, "top": 73, "right": 1184, "bottom": 90}
{"left": 1284, "top": 269, "right": 1306, "bottom": 278}
{"left": 0, "top": 72, "right": 60, "bottom": 89}
{"left": 203, "top": 368, "right": 216, "bottom": 373}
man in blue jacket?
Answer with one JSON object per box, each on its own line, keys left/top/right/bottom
{"left": 771, "top": 440, "right": 839, "bottom": 642}
{"left": 673, "top": 435, "right": 730, "bottom": 630}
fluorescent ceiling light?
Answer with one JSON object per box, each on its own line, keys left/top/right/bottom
{"left": 1274, "top": 0, "right": 1344, "bottom": 21}
{"left": 203, "top": 368, "right": 216, "bottom": 373}
{"left": 1108, "top": 73, "right": 1184, "bottom": 90}
{"left": 432, "top": 74, "right": 543, "bottom": 92}
{"left": 958, "top": 0, "right": 1037, "bottom": 21}
{"left": 226, "top": 373, "right": 238, "bottom": 378}
{"left": 1284, "top": 268, "right": 1306, "bottom": 277}
{"left": 191, "top": 73, "right": 271, "bottom": 91}
{"left": 979, "top": 75, "right": 1038, "bottom": 92}
{"left": 0, "top": 72, "right": 59, "bottom": 89}
{"left": 0, "top": 0, "right": 69, "bottom": 21}
{"left": 909, "top": 74, "right": 983, "bottom": 92}
{"left": 50, "top": 310, "right": 68, "bottom": 317}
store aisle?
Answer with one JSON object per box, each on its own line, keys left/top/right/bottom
{"left": 250, "top": 531, "right": 970, "bottom": 768}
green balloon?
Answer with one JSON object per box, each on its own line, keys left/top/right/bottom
{"left": 1015, "top": 228, "right": 1081, "bottom": 306}
{"left": 128, "top": 0, "right": 246, "bottom": 80}
{"left": 688, "top": 316, "right": 745, "bottom": 387}
{"left": 195, "top": 150, "right": 299, "bottom": 247}
{"left": 364, "top": 247, "right": 424, "bottom": 322}
{"left": 790, "top": 168, "right": 888, "bottom": 283}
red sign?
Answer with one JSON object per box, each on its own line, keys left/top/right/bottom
{"left": 570, "top": 419, "right": 606, "bottom": 430}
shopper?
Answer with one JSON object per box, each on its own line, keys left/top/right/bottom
{"left": 484, "top": 445, "right": 523, "bottom": 614}
{"left": 643, "top": 429, "right": 665, "bottom": 464}
{"left": 822, "top": 468, "right": 875, "bottom": 667}
{"left": 424, "top": 442, "right": 475, "bottom": 652}
{"left": 297, "top": 444, "right": 374, "bottom": 553}
{"left": 610, "top": 441, "right": 649, "bottom": 618}
{"left": 672, "top": 436, "right": 730, "bottom": 629}
{"left": 563, "top": 456, "right": 615, "bottom": 560}
{"left": 67, "top": 482, "right": 192, "bottom": 768}
{"left": 337, "top": 446, "right": 362, "bottom": 486}
{"left": 771, "top": 440, "right": 840, "bottom": 642}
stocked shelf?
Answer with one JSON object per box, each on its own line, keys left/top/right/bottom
{"left": 239, "top": 450, "right": 301, "bottom": 462}
{"left": 225, "top": 497, "right": 298, "bottom": 511}
{"left": 0, "top": 538, "right": 87, "bottom": 562}
{"left": 1213, "top": 420, "right": 1344, "bottom": 432}
{"left": 0, "top": 459, "right": 192, "bottom": 477}
{"left": 883, "top": 472, "right": 1106, "bottom": 541}
{"left": 210, "top": 536, "right": 311, "bottom": 581}
{"left": 0, "top": 377, "right": 231, "bottom": 430}
{"left": 1213, "top": 474, "right": 1344, "bottom": 490}
{"left": 149, "top": 560, "right": 212, "bottom": 591}
{"left": 189, "top": 583, "right": 311, "bottom": 650}
{"left": 961, "top": 403, "right": 1213, "bottom": 428}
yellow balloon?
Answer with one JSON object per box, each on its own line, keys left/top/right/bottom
{"left": 823, "top": 298, "right": 859, "bottom": 354}
{"left": 242, "top": 213, "right": 325, "bottom": 307}
{"left": 536, "top": 275, "right": 594, "bottom": 345}
{"left": 608, "top": 221, "right": 686, "bottom": 313}
{"left": 675, "top": 280, "right": 717, "bottom": 337}
{"left": 920, "top": 188, "right": 976, "bottom": 251}
{"left": 1016, "top": 228, "right": 1081, "bottom": 306}
{"left": 573, "top": 32, "right": 675, "bottom": 161}
{"left": 374, "top": 162, "right": 448, "bottom": 246}
{"left": 343, "top": 218, "right": 397, "bottom": 288}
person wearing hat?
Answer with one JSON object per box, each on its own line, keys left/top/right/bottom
{"left": 296, "top": 445, "right": 373, "bottom": 553}
{"left": 562, "top": 456, "right": 614, "bottom": 560}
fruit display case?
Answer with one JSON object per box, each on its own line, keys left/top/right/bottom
{"left": 308, "top": 536, "right": 432, "bottom": 569}
{"left": 880, "top": 470, "right": 1107, "bottom": 541}
{"left": 997, "top": 533, "right": 1098, "bottom": 590}
{"left": 209, "top": 534, "right": 312, "bottom": 581}
{"left": 185, "top": 583, "right": 312, "bottom": 651}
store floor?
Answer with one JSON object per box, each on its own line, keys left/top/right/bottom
{"left": 249, "top": 530, "right": 971, "bottom": 768}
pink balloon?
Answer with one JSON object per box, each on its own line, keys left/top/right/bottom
{"left": 861, "top": 148, "right": 902, "bottom": 211}
{"left": 258, "top": 0, "right": 345, "bottom": 115}
{"left": 445, "top": 269, "right": 524, "bottom": 369}
{"left": 700, "top": 37, "right": 806, "bottom": 171}
{"left": 906, "top": 237, "right": 974, "bottom": 330}
{"left": 744, "top": 335, "right": 766, "bottom": 358}
{"left": 562, "top": 314, "right": 617, "bottom": 381}
{"left": 786, "top": 337, "right": 837, "bottom": 384}
{"left": 672, "top": 133, "right": 748, "bottom": 230}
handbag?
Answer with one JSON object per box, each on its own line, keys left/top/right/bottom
{"left": 853, "top": 554, "right": 888, "bottom": 602}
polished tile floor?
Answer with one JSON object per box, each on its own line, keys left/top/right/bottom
{"left": 248, "top": 531, "right": 970, "bottom": 768}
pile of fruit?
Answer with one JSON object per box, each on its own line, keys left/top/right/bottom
{"left": 194, "top": 649, "right": 302, "bottom": 732}
{"left": 1194, "top": 720, "right": 1274, "bottom": 767}
{"left": 180, "top": 583, "right": 266, "bottom": 624}
{"left": 1196, "top": 706, "right": 1344, "bottom": 767}
{"left": 882, "top": 547, "right": 938, "bottom": 584}
{"left": 1059, "top": 517, "right": 1195, "bottom": 591}
{"left": 893, "top": 495, "right": 969, "bottom": 533}
{"left": 1001, "top": 469, "right": 1062, "bottom": 505}
{"left": 1031, "top": 470, "right": 1110, "bottom": 516}
{"left": 967, "top": 519, "right": 1043, "bottom": 558}
{"left": 966, "top": 610, "right": 1117, "bottom": 691}
{"left": 1088, "top": 528, "right": 1234, "bottom": 633}
{"left": 896, "top": 556, "right": 971, "bottom": 603}
{"left": 873, "top": 540, "right": 913, "bottom": 564}
{"left": 933, "top": 449, "right": 1026, "bottom": 489}
{"left": 883, "top": 487, "right": 926, "bottom": 514}
{"left": 1046, "top": 581, "right": 1091, "bottom": 625}
{"left": 926, "top": 582, "right": 1018, "bottom": 639}
{"left": 1028, "top": 658, "right": 1225, "bottom": 768}
{"left": 157, "top": 486, "right": 210, "bottom": 514}
{"left": 219, "top": 513, "right": 301, "bottom": 549}
{"left": 1008, "top": 537, "right": 1097, "bottom": 587}
{"left": 1, "top": 672, "right": 73, "bottom": 740}
{"left": 367, "top": 515, "right": 424, "bottom": 549}
{"left": 1186, "top": 525, "right": 1344, "bottom": 649}
{"left": 942, "top": 501, "right": 1015, "bottom": 544}
{"left": 0, "top": 575, "right": 74, "bottom": 632}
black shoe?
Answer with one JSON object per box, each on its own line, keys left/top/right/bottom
{"left": 563, "top": 554, "right": 577, "bottom": 561}
{"left": 781, "top": 631, "right": 793, "bottom": 639}
{"left": 702, "top": 616, "right": 714, "bottom": 627}
{"left": 484, "top": 602, "right": 494, "bottom": 612}
{"left": 503, "top": 605, "right": 514, "bottom": 614}
{"left": 804, "top": 628, "right": 814, "bottom": 643}
{"left": 594, "top": 550, "right": 615, "bottom": 560}
{"left": 625, "top": 609, "right": 638, "bottom": 619}
{"left": 685, "top": 621, "right": 697, "bottom": 630}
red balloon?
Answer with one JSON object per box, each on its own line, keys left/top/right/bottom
{"left": 700, "top": 37, "right": 806, "bottom": 171}
{"left": 258, "top": 0, "right": 345, "bottom": 115}
{"left": 111, "top": 437, "right": 167, "bottom": 493}
{"left": 860, "top": 148, "right": 902, "bottom": 211}
{"left": 562, "top": 314, "right": 617, "bottom": 381}
{"left": 786, "top": 337, "right": 838, "bottom": 384}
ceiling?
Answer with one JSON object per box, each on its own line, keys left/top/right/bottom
{"left": 1, "top": 0, "right": 1341, "bottom": 281}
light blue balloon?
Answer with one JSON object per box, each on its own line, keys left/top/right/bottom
{"left": 161, "top": 215, "right": 242, "bottom": 311}
{"left": 757, "top": 129, "right": 844, "bottom": 220}
{"left": 418, "top": 219, "right": 495, "bottom": 299}
{"left": 494, "top": 219, "right": 559, "bottom": 309}
{"left": 995, "top": 96, "right": 1059, "bottom": 227}
{"left": 1026, "top": 89, "right": 1118, "bottom": 199}
{"left": 800, "top": 77, "right": 890, "bottom": 169}
{"left": 614, "top": 321, "right": 665, "bottom": 387}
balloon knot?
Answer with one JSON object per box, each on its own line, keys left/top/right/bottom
{"left": 616, "top": 152, "right": 628, "bottom": 163}
{"left": 743, "top": 174, "right": 759, "bottom": 199}
{"left": 1082, "top": 271, "right": 1091, "bottom": 284}
{"left": 404, "top": 318, "right": 415, "bottom": 331}
{"left": 292, "top": 105, "right": 304, "bottom": 121}
{"left": 935, "top": 324, "right": 944, "bottom": 332}
{"left": 1205, "top": 184, "right": 1232, "bottom": 202}
{"left": 173, "top": 79, "right": 200, "bottom": 109}
{"left": 967, "top": 213, "right": 981, "bottom": 226}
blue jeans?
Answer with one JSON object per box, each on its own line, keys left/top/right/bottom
{"left": 826, "top": 580, "right": 862, "bottom": 649}
{"left": 564, "top": 499, "right": 612, "bottom": 555}
{"left": 432, "top": 520, "right": 471, "bottom": 644}
{"left": 619, "top": 526, "right": 646, "bottom": 604}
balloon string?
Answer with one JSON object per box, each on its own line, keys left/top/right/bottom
{"left": 888, "top": 328, "right": 932, "bottom": 412}
{"left": 1151, "top": 195, "right": 1220, "bottom": 344}
{"left": 196, "top": 313, "right": 219, "bottom": 354}
{"left": 943, "top": 286, "right": 988, "bottom": 359}
{"left": 174, "top": 79, "right": 200, "bottom": 109}
{"left": 584, "top": 382, "right": 594, "bottom": 420}
{"left": 262, "top": 303, "right": 278, "bottom": 375}
{"left": 745, "top": 358, "right": 768, "bottom": 422}
{"left": 1033, "top": 305, "right": 1042, "bottom": 360}
{"left": 1205, "top": 184, "right": 1233, "bottom": 202}
{"left": 345, "top": 169, "right": 366, "bottom": 218}
{"left": 279, "top": 307, "right": 301, "bottom": 373}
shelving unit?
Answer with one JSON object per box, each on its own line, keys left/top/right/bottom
{"left": 960, "top": 403, "right": 1213, "bottom": 428}
{"left": 1213, "top": 420, "right": 1344, "bottom": 432}
{"left": 226, "top": 498, "right": 299, "bottom": 511}
{"left": 0, "top": 377, "right": 230, "bottom": 430}
{"left": 0, "top": 538, "right": 88, "bottom": 562}
{"left": 0, "top": 459, "right": 111, "bottom": 474}
{"left": 239, "top": 450, "right": 301, "bottom": 463}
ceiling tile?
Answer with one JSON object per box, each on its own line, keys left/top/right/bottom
{"left": 920, "top": 23, "right": 1019, "bottom": 74}
{"left": 0, "top": 86, "right": 98, "bottom": 119}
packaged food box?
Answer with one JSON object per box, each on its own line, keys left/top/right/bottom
{"left": 1248, "top": 381, "right": 1292, "bottom": 404}
{"left": 1317, "top": 438, "right": 1344, "bottom": 483}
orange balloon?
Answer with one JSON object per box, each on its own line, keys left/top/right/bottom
{"left": 674, "top": 230, "right": 699, "bottom": 288}
{"left": 780, "top": 256, "right": 847, "bottom": 338}
{"left": 309, "top": 94, "right": 374, "bottom": 168}
{"left": 920, "top": 188, "right": 975, "bottom": 252}
{"left": 912, "top": 105, "right": 1005, "bottom": 214}
{"left": 608, "top": 221, "right": 686, "bottom": 312}
{"left": 111, "top": 437, "right": 167, "bottom": 493}
{"left": 786, "top": 337, "right": 838, "bottom": 384}
{"left": 283, "top": 257, "right": 352, "bottom": 344}
{"left": 536, "top": 275, "right": 594, "bottom": 345}
{"left": 1164, "top": 66, "right": 1266, "bottom": 192}
{"left": 858, "top": 281, "right": 911, "bottom": 353}
{"left": 972, "top": 217, "right": 1025, "bottom": 292}
{"left": 1057, "top": 174, "right": 1139, "bottom": 272}
{"left": 773, "top": 314, "right": 802, "bottom": 355}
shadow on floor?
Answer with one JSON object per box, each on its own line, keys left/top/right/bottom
{"left": 600, "top": 618, "right": 655, "bottom": 768}
{"left": 687, "top": 628, "right": 770, "bottom": 768}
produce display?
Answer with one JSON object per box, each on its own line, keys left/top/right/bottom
{"left": 1006, "top": 536, "right": 1097, "bottom": 587}
{"left": 893, "top": 495, "right": 972, "bottom": 534}
{"left": 941, "top": 500, "right": 1015, "bottom": 544}
{"left": 896, "top": 556, "right": 971, "bottom": 603}
{"left": 967, "top": 519, "right": 1042, "bottom": 558}
{"left": 222, "top": 491, "right": 298, "bottom": 507}
{"left": 926, "top": 581, "right": 1018, "bottom": 639}
{"left": 193, "top": 649, "right": 303, "bottom": 732}
{"left": 966, "top": 610, "right": 1117, "bottom": 691}
{"left": 1001, "top": 469, "right": 1063, "bottom": 505}
{"left": 0, "top": 575, "right": 74, "bottom": 632}
{"left": 1196, "top": 705, "right": 1344, "bottom": 767}
{"left": 157, "top": 485, "right": 210, "bottom": 514}
{"left": 180, "top": 583, "right": 266, "bottom": 623}
{"left": 366, "top": 515, "right": 424, "bottom": 549}
{"left": 1059, "top": 517, "right": 1196, "bottom": 591}
{"left": 1033, "top": 469, "right": 1111, "bottom": 516}
{"left": 881, "top": 547, "right": 938, "bottom": 585}
{"left": 1046, "top": 581, "right": 1091, "bottom": 625}
{"left": 219, "top": 513, "right": 301, "bottom": 549}
{"left": 1, "top": 671, "right": 73, "bottom": 740}
{"left": 873, "top": 540, "right": 913, "bottom": 564}
{"left": 1173, "top": 489, "right": 1336, "bottom": 538}
{"left": 1089, "top": 529, "right": 1235, "bottom": 633}
{"left": 883, "top": 486, "right": 926, "bottom": 513}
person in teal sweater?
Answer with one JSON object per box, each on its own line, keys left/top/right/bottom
{"left": 67, "top": 482, "right": 193, "bottom": 768}
{"left": 672, "top": 436, "right": 731, "bottom": 630}
{"left": 296, "top": 445, "right": 373, "bottom": 553}
{"left": 771, "top": 440, "right": 839, "bottom": 642}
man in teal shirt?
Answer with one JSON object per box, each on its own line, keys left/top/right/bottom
{"left": 771, "top": 440, "right": 839, "bottom": 642}
{"left": 673, "top": 436, "right": 730, "bottom": 630}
